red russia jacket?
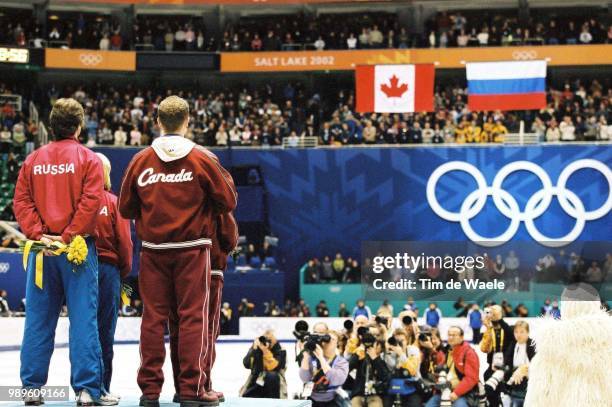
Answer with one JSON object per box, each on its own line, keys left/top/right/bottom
{"left": 96, "top": 190, "right": 133, "bottom": 278}
{"left": 118, "top": 136, "right": 237, "bottom": 248}
{"left": 13, "top": 138, "right": 104, "bottom": 243}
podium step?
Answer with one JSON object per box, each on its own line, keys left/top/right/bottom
{"left": 0, "top": 397, "right": 312, "bottom": 407}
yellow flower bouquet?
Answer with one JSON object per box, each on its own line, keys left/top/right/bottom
{"left": 19, "top": 235, "right": 89, "bottom": 288}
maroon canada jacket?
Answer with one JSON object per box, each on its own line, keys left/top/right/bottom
{"left": 118, "top": 136, "right": 237, "bottom": 248}
{"left": 13, "top": 138, "right": 104, "bottom": 243}
{"left": 96, "top": 190, "right": 133, "bottom": 278}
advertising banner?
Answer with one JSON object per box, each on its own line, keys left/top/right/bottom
{"left": 45, "top": 49, "right": 136, "bottom": 71}
{"left": 221, "top": 44, "right": 612, "bottom": 72}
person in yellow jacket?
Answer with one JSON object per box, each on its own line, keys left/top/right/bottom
{"left": 491, "top": 119, "right": 508, "bottom": 142}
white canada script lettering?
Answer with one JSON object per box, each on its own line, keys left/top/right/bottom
{"left": 137, "top": 167, "right": 194, "bottom": 187}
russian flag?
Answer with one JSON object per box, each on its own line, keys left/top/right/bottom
{"left": 467, "top": 60, "right": 547, "bottom": 111}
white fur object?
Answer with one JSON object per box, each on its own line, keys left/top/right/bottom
{"left": 525, "top": 301, "right": 612, "bottom": 407}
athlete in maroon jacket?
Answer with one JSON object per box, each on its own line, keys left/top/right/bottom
{"left": 169, "top": 211, "right": 239, "bottom": 403}
{"left": 119, "top": 96, "right": 236, "bottom": 407}
{"left": 95, "top": 153, "right": 133, "bottom": 398}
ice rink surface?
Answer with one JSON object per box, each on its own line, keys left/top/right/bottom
{"left": 0, "top": 341, "right": 489, "bottom": 406}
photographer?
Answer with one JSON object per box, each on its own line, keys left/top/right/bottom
{"left": 240, "top": 330, "right": 287, "bottom": 399}
{"left": 503, "top": 321, "right": 535, "bottom": 407}
{"left": 299, "top": 330, "right": 349, "bottom": 406}
{"left": 425, "top": 327, "right": 479, "bottom": 407}
{"left": 385, "top": 328, "right": 422, "bottom": 406}
{"left": 348, "top": 334, "right": 390, "bottom": 407}
{"left": 480, "top": 305, "right": 514, "bottom": 407}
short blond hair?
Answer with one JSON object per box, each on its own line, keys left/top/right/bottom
{"left": 50, "top": 98, "right": 84, "bottom": 140}
{"left": 157, "top": 95, "right": 189, "bottom": 133}
{"left": 96, "top": 153, "right": 111, "bottom": 190}
{"left": 514, "top": 320, "right": 530, "bottom": 332}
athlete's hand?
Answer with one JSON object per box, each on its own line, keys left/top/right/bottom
{"left": 40, "top": 235, "right": 63, "bottom": 255}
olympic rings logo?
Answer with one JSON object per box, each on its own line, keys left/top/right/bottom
{"left": 426, "top": 159, "right": 612, "bottom": 247}
{"left": 512, "top": 50, "right": 537, "bottom": 60}
{"left": 79, "top": 53, "right": 103, "bottom": 66}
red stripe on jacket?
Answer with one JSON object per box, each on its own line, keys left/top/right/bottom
{"left": 13, "top": 139, "right": 104, "bottom": 243}
{"left": 96, "top": 190, "right": 133, "bottom": 278}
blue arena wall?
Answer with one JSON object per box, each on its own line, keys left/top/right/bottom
{"left": 1, "top": 144, "right": 610, "bottom": 309}
{"left": 91, "top": 144, "right": 612, "bottom": 299}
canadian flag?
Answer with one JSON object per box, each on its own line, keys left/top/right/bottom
{"left": 356, "top": 64, "right": 435, "bottom": 113}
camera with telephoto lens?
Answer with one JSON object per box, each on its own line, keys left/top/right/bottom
{"left": 293, "top": 320, "right": 310, "bottom": 341}
{"left": 303, "top": 333, "right": 331, "bottom": 353}
{"left": 402, "top": 315, "right": 413, "bottom": 325}
{"left": 485, "top": 352, "right": 510, "bottom": 392}
{"left": 343, "top": 319, "right": 354, "bottom": 333}
{"left": 258, "top": 335, "right": 269, "bottom": 346}
{"left": 357, "top": 326, "right": 376, "bottom": 348}
{"left": 387, "top": 336, "right": 398, "bottom": 347}
{"left": 434, "top": 368, "right": 453, "bottom": 407}
{"left": 418, "top": 332, "right": 432, "bottom": 342}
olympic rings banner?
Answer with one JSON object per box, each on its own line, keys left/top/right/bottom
{"left": 45, "top": 49, "right": 136, "bottom": 71}
{"left": 221, "top": 44, "right": 612, "bottom": 72}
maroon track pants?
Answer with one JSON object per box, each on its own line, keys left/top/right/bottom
{"left": 137, "top": 246, "right": 211, "bottom": 399}
{"left": 170, "top": 272, "right": 224, "bottom": 395}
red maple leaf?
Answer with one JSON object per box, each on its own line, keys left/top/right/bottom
{"left": 380, "top": 75, "right": 408, "bottom": 98}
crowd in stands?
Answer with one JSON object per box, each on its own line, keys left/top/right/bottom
{"left": 42, "top": 78, "right": 611, "bottom": 150}
{"left": 1, "top": 8, "right": 611, "bottom": 51}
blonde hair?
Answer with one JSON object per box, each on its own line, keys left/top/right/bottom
{"left": 96, "top": 153, "right": 111, "bottom": 191}
{"left": 514, "top": 320, "right": 530, "bottom": 332}
{"left": 157, "top": 95, "right": 189, "bottom": 133}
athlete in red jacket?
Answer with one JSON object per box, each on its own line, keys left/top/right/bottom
{"left": 119, "top": 96, "right": 236, "bottom": 407}
{"left": 95, "top": 153, "right": 133, "bottom": 399}
{"left": 14, "top": 98, "right": 107, "bottom": 405}
{"left": 169, "top": 211, "right": 239, "bottom": 403}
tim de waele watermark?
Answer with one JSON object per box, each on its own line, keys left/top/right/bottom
{"left": 370, "top": 253, "right": 506, "bottom": 291}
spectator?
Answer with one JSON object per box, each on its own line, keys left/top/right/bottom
{"left": 320, "top": 256, "right": 334, "bottom": 282}
{"left": 314, "top": 36, "right": 326, "bottom": 51}
{"left": 316, "top": 300, "right": 330, "bottom": 317}
{"left": 369, "top": 25, "right": 383, "bottom": 48}
{"left": 545, "top": 119, "right": 561, "bottom": 141}
{"left": 129, "top": 125, "right": 142, "bottom": 146}
{"left": 466, "top": 304, "right": 483, "bottom": 343}
{"left": 0, "top": 289, "right": 10, "bottom": 316}
{"left": 99, "top": 34, "right": 110, "bottom": 50}
{"left": 352, "top": 299, "right": 372, "bottom": 320}
{"left": 347, "top": 33, "right": 357, "bottom": 49}
{"left": 424, "top": 302, "right": 442, "bottom": 328}
{"left": 220, "top": 302, "right": 232, "bottom": 335}
{"left": 238, "top": 298, "right": 255, "bottom": 316}
{"left": 338, "top": 303, "right": 350, "bottom": 318}
{"left": 113, "top": 125, "right": 127, "bottom": 146}
{"left": 240, "top": 330, "right": 287, "bottom": 399}
{"left": 332, "top": 253, "right": 345, "bottom": 281}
